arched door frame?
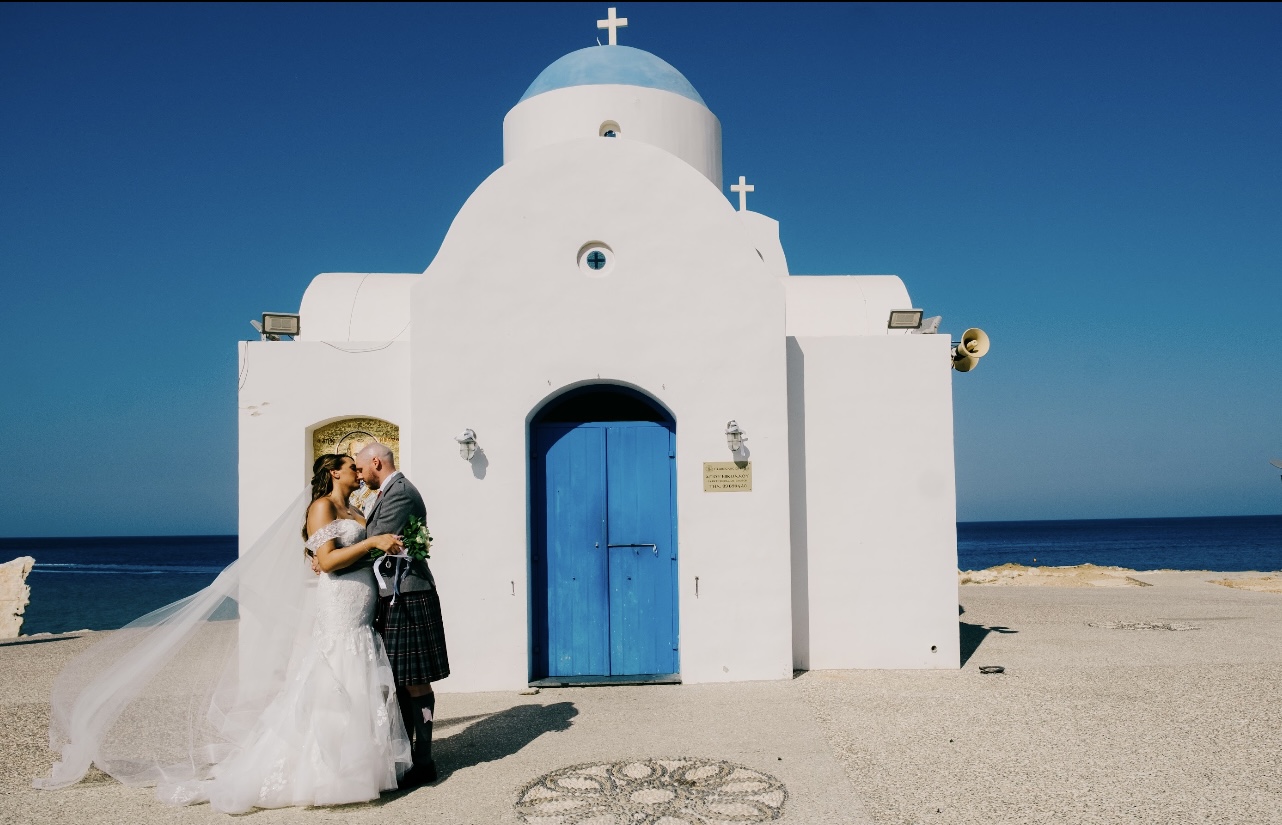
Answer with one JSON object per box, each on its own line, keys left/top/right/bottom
{"left": 526, "top": 383, "right": 679, "bottom": 684}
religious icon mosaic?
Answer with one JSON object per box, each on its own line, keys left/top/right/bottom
{"left": 311, "top": 417, "right": 400, "bottom": 466}
{"left": 311, "top": 417, "right": 400, "bottom": 514}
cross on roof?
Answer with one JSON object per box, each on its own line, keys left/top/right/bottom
{"left": 597, "top": 7, "right": 628, "bottom": 46}
{"left": 730, "top": 176, "right": 755, "bottom": 212}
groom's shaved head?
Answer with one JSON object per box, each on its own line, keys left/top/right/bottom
{"left": 357, "top": 442, "right": 395, "bottom": 467}
{"left": 355, "top": 442, "right": 396, "bottom": 488}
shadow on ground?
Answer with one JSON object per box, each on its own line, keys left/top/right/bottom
{"left": 959, "top": 606, "right": 1017, "bottom": 667}
{"left": 0, "top": 635, "right": 82, "bottom": 648}
{"left": 435, "top": 701, "right": 578, "bottom": 778}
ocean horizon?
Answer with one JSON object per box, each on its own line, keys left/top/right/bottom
{"left": 3, "top": 514, "right": 1280, "bottom": 635}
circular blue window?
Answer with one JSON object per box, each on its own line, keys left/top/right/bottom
{"left": 577, "top": 242, "right": 615, "bottom": 276}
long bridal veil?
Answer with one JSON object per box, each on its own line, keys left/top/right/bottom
{"left": 36, "top": 490, "right": 317, "bottom": 791}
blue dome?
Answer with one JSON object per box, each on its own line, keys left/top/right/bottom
{"left": 519, "top": 46, "right": 706, "bottom": 106}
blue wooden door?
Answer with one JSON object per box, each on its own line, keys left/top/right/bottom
{"left": 606, "top": 424, "right": 678, "bottom": 675}
{"left": 531, "top": 425, "right": 609, "bottom": 677}
{"left": 532, "top": 421, "right": 677, "bottom": 679}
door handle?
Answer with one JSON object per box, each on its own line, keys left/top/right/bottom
{"left": 607, "top": 543, "right": 659, "bottom": 555}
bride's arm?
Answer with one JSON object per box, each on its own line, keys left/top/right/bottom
{"left": 306, "top": 501, "right": 404, "bottom": 573}
{"left": 316, "top": 533, "right": 402, "bottom": 573}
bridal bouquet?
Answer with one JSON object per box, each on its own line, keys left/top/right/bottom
{"left": 370, "top": 515, "right": 431, "bottom": 561}
{"left": 400, "top": 515, "right": 432, "bottom": 560}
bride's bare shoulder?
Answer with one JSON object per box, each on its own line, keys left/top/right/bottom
{"left": 306, "top": 497, "right": 340, "bottom": 530}
{"left": 308, "top": 497, "right": 339, "bottom": 517}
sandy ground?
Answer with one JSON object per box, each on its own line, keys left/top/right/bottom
{"left": 959, "top": 563, "right": 1282, "bottom": 594}
{"left": 1209, "top": 574, "right": 1282, "bottom": 593}
{"left": 2, "top": 569, "right": 1279, "bottom": 824}
{"left": 959, "top": 563, "right": 1155, "bottom": 587}
{"left": 807, "top": 569, "right": 1282, "bottom": 824}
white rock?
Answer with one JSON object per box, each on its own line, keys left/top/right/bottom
{"left": 0, "top": 556, "right": 35, "bottom": 638}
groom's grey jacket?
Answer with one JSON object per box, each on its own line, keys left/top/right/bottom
{"left": 367, "top": 472, "right": 435, "bottom": 594}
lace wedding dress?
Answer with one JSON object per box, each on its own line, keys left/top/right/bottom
{"left": 157, "top": 518, "right": 411, "bottom": 812}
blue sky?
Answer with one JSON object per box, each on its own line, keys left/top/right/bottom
{"left": 3, "top": 3, "right": 1279, "bottom": 536}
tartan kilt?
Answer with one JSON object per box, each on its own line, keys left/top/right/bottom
{"left": 373, "top": 589, "right": 450, "bottom": 686}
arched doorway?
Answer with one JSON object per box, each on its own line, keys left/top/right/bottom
{"left": 529, "top": 386, "right": 678, "bottom": 683}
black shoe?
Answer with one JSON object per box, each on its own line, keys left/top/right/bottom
{"left": 397, "top": 761, "right": 438, "bottom": 790}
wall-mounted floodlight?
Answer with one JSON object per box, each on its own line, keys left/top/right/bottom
{"left": 260, "top": 312, "right": 300, "bottom": 341}
{"left": 455, "top": 429, "right": 478, "bottom": 461}
{"left": 725, "top": 420, "right": 746, "bottom": 453}
{"left": 887, "top": 309, "right": 924, "bottom": 330}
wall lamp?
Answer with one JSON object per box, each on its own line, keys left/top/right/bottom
{"left": 725, "top": 420, "right": 746, "bottom": 453}
{"left": 455, "top": 429, "right": 478, "bottom": 461}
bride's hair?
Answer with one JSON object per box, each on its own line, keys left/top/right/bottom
{"left": 303, "top": 454, "right": 350, "bottom": 538}
{"left": 310, "top": 453, "right": 350, "bottom": 502}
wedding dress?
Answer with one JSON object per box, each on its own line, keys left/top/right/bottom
{"left": 35, "top": 493, "right": 411, "bottom": 814}
{"left": 159, "top": 518, "right": 410, "bottom": 811}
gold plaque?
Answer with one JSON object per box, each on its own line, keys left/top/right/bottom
{"left": 311, "top": 417, "right": 401, "bottom": 466}
{"left": 703, "top": 461, "right": 752, "bottom": 492}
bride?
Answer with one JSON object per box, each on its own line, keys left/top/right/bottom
{"left": 34, "top": 454, "right": 413, "bottom": 813}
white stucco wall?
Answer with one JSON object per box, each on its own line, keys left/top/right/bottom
{"left": 297, "top": 273, "right": 416, "bottom": 343}
{"left": 787, "top": 334, "right": 959, "bottom": 670}
{"left": 504, "top": 84, "right": 723, "bottom": 189}
{"left": 736, "top": 210, "right": 789, "bottom": 278}
{"left": 412, "top": 137, "right": 792, "bottom": 693}
{"left": 237, "top": 340, "right": 410, "bottom": 546}
{"left": 784, "top": 275, "right": 914, "bottom": 336}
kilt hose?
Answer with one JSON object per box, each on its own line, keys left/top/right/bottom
{"left": 374, "top": 589, "right": 451, "bottom": 686}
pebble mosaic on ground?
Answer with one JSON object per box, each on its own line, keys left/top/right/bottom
{"left": 515, "top": 757, "right": 787, "bottom": 825}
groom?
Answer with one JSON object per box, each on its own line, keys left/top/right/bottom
{"left": 355, "top": 442, "right": 450, "bottom": 788}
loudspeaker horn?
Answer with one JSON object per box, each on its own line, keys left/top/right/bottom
{"left": 952, "top": 348, "right": 980, "bottom": 372}
{"left": 959, "top": 328, "right": 990, "bottom": 358}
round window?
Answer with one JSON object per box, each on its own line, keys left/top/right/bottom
{"left": 577, "top": 242, "right": 615, "bottom": 277}
{"left": 599, "top": 120, "right": 621, "bottom": 138}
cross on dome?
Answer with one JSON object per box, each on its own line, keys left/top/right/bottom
{"left": 730, "top": 176, "right": 755, "bottom": 212}
{"left": 597, "top": 7, "right": 628, "bottom": 46}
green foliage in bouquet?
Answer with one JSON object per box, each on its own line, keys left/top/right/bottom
{"left": 400, "top": 515, "right": 432, "bottom": 560}
{"left": 369, "top": 515, "right": 432, "bottom": 561}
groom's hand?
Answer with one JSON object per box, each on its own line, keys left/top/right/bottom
{"left": 371, "top": 532, "right": 405, "bottom": 555}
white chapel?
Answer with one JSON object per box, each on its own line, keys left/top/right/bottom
{"left": 237, "top": 12, "right": 967, "bottom": 693}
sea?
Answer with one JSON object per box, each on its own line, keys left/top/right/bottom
{"left": 2, "top": 515, "right": 1281, "bottom": 636}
